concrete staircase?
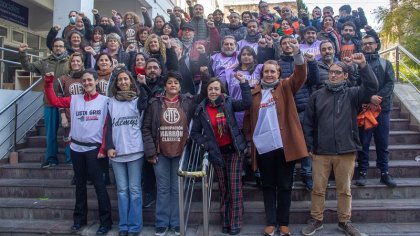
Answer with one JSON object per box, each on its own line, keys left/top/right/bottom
{"left": 0, "top": 99, "right": 419, "bottom": 235}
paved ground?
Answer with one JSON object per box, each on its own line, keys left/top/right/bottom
{"left": 78, "top": 222, "right": 420, "bottom": 235}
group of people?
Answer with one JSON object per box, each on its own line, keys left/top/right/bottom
{"left": 17, "top": 1, "right": 396, "bottom": 236}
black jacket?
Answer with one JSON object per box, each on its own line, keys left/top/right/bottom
{"left": 303, "top": 64, "right": 378, "bottom": 155}
{"left": 191, "top": 82, "right": 251, "bottom": 167}
{"left": 363, "top": 53, "right": 395, "bottom": 112}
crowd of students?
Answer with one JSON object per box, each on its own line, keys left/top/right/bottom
{"left": 18, "top": 1, "right": 396, "bottom": 236}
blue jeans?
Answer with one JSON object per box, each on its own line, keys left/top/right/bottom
{"left": 153, "top": 155, "right": 180, "bottom": 228}
{"left": 112, "top": 157, "right": 144, "bottom": 233}
{"left": 44, "top": 106, "right": 59, "bottom": 164}
{"left": 357, "top": 111, "right": 390, "bottom": 173}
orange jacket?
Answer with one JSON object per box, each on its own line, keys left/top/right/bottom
{"left": 357, "top": 103, "right": 381, "bottom": 130}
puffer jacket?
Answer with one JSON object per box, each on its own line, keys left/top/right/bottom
{"left": 303, "top": 64, "right": 378, "bottom": 155}
{"left": 278, "top": 55, "right": 320, "bottom": 113}
{"left": 220, "top": 24, "right": 247, "bottom": 42}
{"left": 191, "top": 82, "right": 252, "bottom": 167}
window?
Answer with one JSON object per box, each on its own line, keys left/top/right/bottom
{"left": 0, "top": 25, "right": 7, "bottom": 38}
{"left": 12, "top": 29, "right": 24, "bottom": 43}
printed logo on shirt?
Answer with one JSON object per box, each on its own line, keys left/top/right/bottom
{"left": 69, "top": 82, "right": 83, "bottom": 95}
{"left": 98, "top": 80, "right": 108, "bottom": 95}
{"left": 126, "top": 28, "right": 136, "bottom": 43}
{"left": 160, "top": 126, "right": 184, "bottom": 142}
{"left": 112, "top": 116, "right": 138, "bottom": 127}
{"left": 163, "top": 108, "right": 180, "bottom": 124}
{"left": 76, "top": 110, "right": 101, "bottom": 122}
{"left": 259, "top": 97, "right": 275, "bottom": 108}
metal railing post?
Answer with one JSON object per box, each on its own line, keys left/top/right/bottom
{"left": 202, "top": 173, "right": 209, "bottom": 236}
{"left": 12, "top": 103, "right": 18, "bottom": 151}
{"left": 396, "top": 46, "right": 400, "bottom": 82}
{"left": 0, "top": 37, "right": 4, "bottom": 89}
{"left": 178, "top": 175, "right": 186, "bottom": 236}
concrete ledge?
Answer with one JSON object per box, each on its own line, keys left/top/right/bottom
{"left": 394, "top": 83, "right": 420, "bottom": 131}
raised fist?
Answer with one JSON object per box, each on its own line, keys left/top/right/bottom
{"left": 53, "top": 25, "right": 61, "bottom": 31}
{"left": 207, "top": 20, "right": 215, "bottom": 28}
{"left": 19, "top": 43, "right": 29, "bottom": 52}
{"left": 289, "top": 38, "right": 300, "bottom": 55}
{"left": 44, "top": 72, "right": 55, "bottom": 83}
{"left": 111, "top": 10, "right": 118, "bottom": 16}
{"left": 92, "top": 9, "right": 99, "bottom": 15}
{"left": 196, "top": 44, "right": 206, "bottom": 54}
{"left": 352, "top": 53, "right": 366, "bottom": 68}
{"left": 304, "top": 52, "right": 315, "bottom": 61}
{"left": 140, "top": 7, "right": 147, "bottom": 13}
{"left": 137, "top": 74, "right": 146, "bottom": 84}
{"left": 234, "top": 72, "right": 246, "bottom": 83}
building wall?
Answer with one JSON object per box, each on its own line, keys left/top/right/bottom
{"left": 223, "top": 1, "right": 297, "bottom": 22}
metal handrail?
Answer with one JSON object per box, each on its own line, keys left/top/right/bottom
{"left": 379, "top": 44, "right": 419, "bottom": 93}
{"left": 0, "top": 44, "right": 45, "bottom": 160}
{"left": 178, "top": 125, "right": 213, "bottom": 236}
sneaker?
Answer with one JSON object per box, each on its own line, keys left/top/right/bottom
{"left": 302, "top": 176, "right": 313, "bottom": 191}
{"left": 155, "top": 227, "right": 168, "bottom": 236}
{"left": 96, "top": 225, "right": 111, "bottom": 235}
{"left": 301, "top": 218, "right": 323, "bottom": 236}
{"left": 355, "top": 172, "right": 367, "bottom": 186}
{"left": 41, "top": 161, "right": 57, "bottom": 168}
{"left": 338, "top": 222, "right": 361, "bottom": 236}
{"left": 279, "top": 226, "right": 291, "bottom": 236}
{"left": 380, "top": 172, "right": 397, "bottom": 187}
{"left": 172, "top": 226, "right": 180, "bottom": 236}
{"left": 263, "top": 226, "right": 275, "bottom": 236}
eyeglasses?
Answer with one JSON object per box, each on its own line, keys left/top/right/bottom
{"left": 329, "top": 70, "right": 344, "bottom": 75}
{"left": 53, "top": 45, "right": 65, "bottom": 48}
{"left": 282, "top": 10, "right": 290, "bottom": 12}
{"left": 362, "top": 42, "right": 376, "bottom": 46}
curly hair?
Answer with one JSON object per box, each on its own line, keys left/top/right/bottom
{"left": 123, "top": 12, "right": 140, "bottom": 25}
{"left": 144, "top": 34, "right": 167, "bottom": 63}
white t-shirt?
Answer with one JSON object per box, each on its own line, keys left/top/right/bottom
{"left": 252, "top": 89, "right": 284, "bottom": 155}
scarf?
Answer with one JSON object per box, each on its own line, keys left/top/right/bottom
{"left": 325, "top": 80, "right": 348, "bottom": 92}
{"left": 91, "top": 41, "right": 103, "bottom": 54}
{"left": 260, "top": 79, "right": 280, "bottom": 89}
{"left": 181, "top": 36, "right": 194, "bottom": 50}
{"left": 207, "top": 94, "right": 227, "bottom": 138}
{"left": 97, "top": 68, "right": 113, "bottom": 77}
{"left": 115, "top": 91, "right": 137, "bottom": 101}
{"left": 278, "top": 27, "right": 294, "bottom": 36}
{"left": 245, "top": 32, "right": 261, "bottom": 43}
{"left": 69, "top": 70, "right": 84, "bottom": 78}
{"left": 51, "top": 50, "right": 68, "bottom": 61}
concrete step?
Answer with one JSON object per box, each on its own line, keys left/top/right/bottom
{"left": 371, "top": 130, "right": 420, "bottom": 145}
{"left": 390, "top": 107, "right": 408, "bottom": 119}
{"left": 36, "top": 125, "right": 64, "bottom": 136}
{"left": 2, "top": 177, "right": 419, "bottom": 203}
{"left": 0, "top": 219, "right": 199, "bottom": 236}
{"left": 389, "top": 118, "right": 410, "bottom": 130}
{"left": 15, "top": 144, "right": 420, "bottom": 165}
{"left": 25, "top": 136, "right": 65, "bottom": 148}
{"left": 0, "top": 197, "right": 419, "bottom": 224}
{"left": 212, "top": 198, "right": 420, "bottom": 224}
{"left": 1, "top": 220, "right": 420, "bottom": 236}
{"left": 369, "top": 144, "right": 420, "bottom": 160}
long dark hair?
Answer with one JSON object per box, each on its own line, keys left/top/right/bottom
{"left": 234, "top": 46, "right": 258, "bottom": 74}
{"left": 111, "top": 69, "right": 138, "bottom": 95}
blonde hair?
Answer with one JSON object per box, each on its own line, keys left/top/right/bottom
{"left": 144, "top": 34, "right": 167, "bottom": 63}
{"left": 68, "top": 52, "right": 85, "bottom": 71}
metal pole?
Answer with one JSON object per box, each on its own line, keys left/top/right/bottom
{"left": 202, "top": 174, "right": 209, "bottom": 236}
{"left": 178, "top": 176, "right": 186, "bottom": 236}
{"left": 396, "top": 46, "right": 400, "bottom": 82}
{"left": 12, "top": 103, "right": 18, "bottom": 151}
{"left": 0, "top": 36, "right": 4, "bottom": 89}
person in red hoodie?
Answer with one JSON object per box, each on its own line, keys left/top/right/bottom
{"left": 44, "top": 69, "right": 112, "bottom": 235}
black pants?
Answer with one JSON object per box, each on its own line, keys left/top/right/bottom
{"left": 142, "top": 160, "right": 156, "bottom": 196}
{"left": 257, "top": 148, "right": 295, "bottom": 226}
{"left": 71, "top": 148, "right": 112, "bottom": 227}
